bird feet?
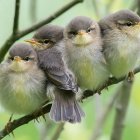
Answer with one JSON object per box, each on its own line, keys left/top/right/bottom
{"left": 32, "top": 105, "right": 47, "bottom": 122}
{"left": 127, "top": 71, "right": 134, "bottom": 82}
{"left": 5, "top": 114, "right": 15, "bottom": 137}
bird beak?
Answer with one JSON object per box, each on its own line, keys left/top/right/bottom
{"left": 25, "top": 39, "right": 39, "bottom": 45}
{"left": 14, "top": 56, "right": 21, "bottom": 62}
{"left": 78, "top": 30, "right": 86, "bottom": 36}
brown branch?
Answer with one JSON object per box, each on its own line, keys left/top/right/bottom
{"left": 83, "top": 66, "right": 140, "bottom": 99}
{"left": 110, "top": 79, "right": 133, "bottom": 140}
{"left": 13, "top": 0, "right": 20, "bottom": 35}
{"left": 0, "top": 104, "right": 52, "bottom": 139}
{"left": 90, "top": 91, "right": 119, "bottom": 140}
{"left": 17, "top": 0, "right": 83, "bottom": 38}
{"left": 0, "top": 0, "right": 84, "bottom": 62}
{"left": 0, "top": 66, "right": 140, "bottom": 139}
{"left": 51, "top": 123, "right": 65, "bottom": 140}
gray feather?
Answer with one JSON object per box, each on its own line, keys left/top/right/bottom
{"left": 49, "top": 89, "right": 85, "bottom": 123}
{"left": 37, "top": 46, "right": 78, "bottom": 92}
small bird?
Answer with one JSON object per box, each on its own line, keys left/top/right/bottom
{"left": 0, "top": 42, "right": 47, "bottom": 114}
{"left": 99, "top": 10, "right": 140, "bottom": 79}
{"left": 64, "top": 16, "right": 109, "bottom": 91}
{"left": 26, "top": 24, "right": 85, "bottom": 123}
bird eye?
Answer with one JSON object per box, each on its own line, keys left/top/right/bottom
{"left": 69, "top": 31, "right": 77, "bottom": 36}
{"left": 43, "top": 39, "right": 50, "bottom": 44}
{"left": 87, "top": 28, "right": 94, "bottom": 33}
{"left": 8, "top": 57, "right": 14, "bottom": 61}
{"left": 117, "top": 20, "right": 134, "bottom": 27}
{"left": 126, "top": 21, "right": 133, "bottom": 26}
{"left": 23, "top": 57, "right": 31, "bottom": 61}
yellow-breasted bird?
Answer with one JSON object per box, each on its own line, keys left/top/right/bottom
{"left": 99, "top": 10, "right": 140, "bottom": 79}
{"left": 63, "top": 16, "right": 109, "bottom": 91}
{"left": 0, "top": 42, "right": 47, "bottom": 114}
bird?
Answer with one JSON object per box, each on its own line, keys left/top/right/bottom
{"left": 26, "top": 24, "right": 85, "bottom": 123}
{"left": 98, "top": 9, "right": 140, "bottom": 80}
{"left": 63, "top": 16, "right": 109, "bottom": 91}
{"left": 0, "top": 42, "right": 47, "bottom": 114}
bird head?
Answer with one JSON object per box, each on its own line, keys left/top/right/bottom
{"left": 99, "top": 10, "right": 140, "bottom": 39}
{"left": 7, "top": 42, "right": 38, "bottom": 72}
{"left": 64, "top": 16, "right": 101, "bottom": 47}
{"left": 25, "top": 24, "right": 64, "bottom": 50}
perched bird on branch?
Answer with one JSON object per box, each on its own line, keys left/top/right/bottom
{"left": 63, "top": 16, "right": 109, "bottom": 91}
{"left": 0, "top": 42, "right": 47, "bottom": 114}
{"left": 99, "top": 10, "right": 140, "bottom": 80}
{"left": 26, "top": 24, "right": 85, "bottom": 123}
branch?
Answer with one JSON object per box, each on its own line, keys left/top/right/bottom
{"left": 51, "top": 123, "right": 65, "bottom": 140}
{"left": 0, "top": 66, "right": 140, "bottom": 139}
{"left": 18, "top": 0, "right": 84, "bottom": 38}
{"left": 106, "top": 0, "right": 115, "bottom": 13}
{"left": 30, "top": 0, "right": 37, "bottom": 23}
{"left": 37, "top": 119, "right": 54, "bottom": 140}
{"left": 0, "top": 0, "right": 84, "bottom": 62}
{"left": 0, "top": 104, "right": 52, "bottom": 139}
{"left": 83, "top": 66, "right": 140, "bottom": 99}
{"left": 92, "top": 0, "right": 100, "bottom": 18}
{"left": 110, "top": 80, "right": 133, "bottom": 140}
{"left": 90, "top": 90, "right": 119, "bottom": 140}
{"left": 137, "top": 0, "right": 140, "bottom": 15}
{"left": 13, "top": 0, "right": 20, "bottom": 35}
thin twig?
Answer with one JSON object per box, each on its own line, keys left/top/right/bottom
{"left": 106, "top": 0, "right": 115, "bottom": 13}
{"left": 51, "top": 123, "right": 65, "bottom": 140}
{"left": 94, "top": 94, "right": 103, "bottom": 122}
{"left": 13, "top": 0, "right": 20, "bottom": 35}
{"left": 30, "top": 0, "right": 37, "bottom": 23}
{"left": 0, "top": 0, "right": 84, "bottom": 62}
{"left": 37, "top": 118, "right": 54, "bottom": 140}
{"left": 111, "top": 80, "right": 133, "bottom": 140}
{"left": 0, "top": 66, "right": 140, "bottom": 139}
{"left": 17, "top": 0, "right": 83, "bottom": 38}
{"left": 92, "top": 0, "right": 100, "bottom": 17}
{"left": 90, "top": 91, "right": 120, "bottom": 140}
{"left": 137, "top": 0, "right": 140, "bottom": 15}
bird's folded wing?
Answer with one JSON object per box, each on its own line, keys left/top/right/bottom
{"left": 38, "top": 47, "right": 78, "bottom": 92}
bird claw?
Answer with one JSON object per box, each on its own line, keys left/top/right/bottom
{"left": 5, "top": 114, "right": 15, "bottom": 137}
{"left": 127, "top": 71, "right": 134, "bottom": 82}
{"left": 96, "top": 89, "right": 102, "bottom": 95}
{"left": 41, "top": 112, "right": 46, "bottom": 122}
{"left": 32, "top": 107, "right": 46, "bottom": 122}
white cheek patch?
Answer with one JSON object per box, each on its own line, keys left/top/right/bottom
{"left": 74, "top": 34, "right": 93, "bottom": 46}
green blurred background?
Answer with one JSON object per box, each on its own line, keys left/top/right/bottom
{"left": 0, "top": 0, "right": 140, "bottom": 140}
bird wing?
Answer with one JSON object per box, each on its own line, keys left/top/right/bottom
{"left": 37, "top": 47, "right": 78, "bottom": 92}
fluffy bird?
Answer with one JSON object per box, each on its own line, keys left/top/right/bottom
{"left": 64, "top": 16, "right": 109, "bottom": 91}
{"left": 0, "top": 42, "right": 47, "bottom": 114}
{"left": 99, "top": 10, "right": 140, "bottom": 79}
{"left": 26, "top": 24, "right": 84, "bottom": 123}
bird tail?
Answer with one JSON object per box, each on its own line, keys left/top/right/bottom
{"left": 49, "top": 89, "right": 85, "bottom": 123}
